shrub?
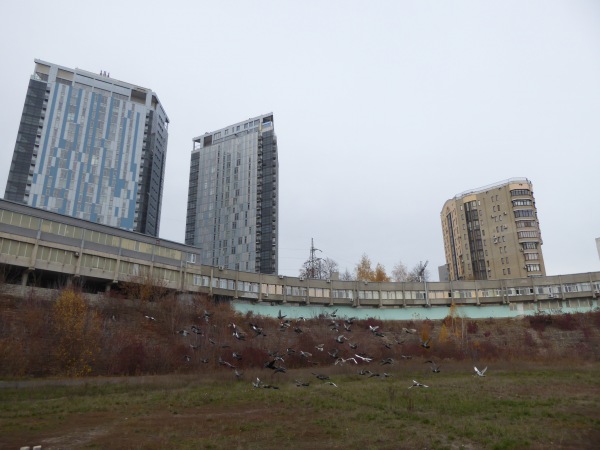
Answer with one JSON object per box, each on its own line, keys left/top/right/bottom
{"left": 466, "top": 321, "right": 479, "bottom": 334}
{"left": 113, "top": 340, "right": 148, "bottom": 375}
{"left": 552, "top": 313, "right": 577, "bottom": 331}
{"left": 52, "top": 289, "right": 100, "bottom": 377}
{"left": 529, "top": 312, "right": 551, "bottom": 331}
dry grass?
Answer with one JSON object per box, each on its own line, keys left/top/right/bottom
{"left": 1, "top": 362, "right": 599, "bottom": 449}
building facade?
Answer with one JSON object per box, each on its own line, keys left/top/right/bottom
{"left": 441, "top": 178, "right": 546, "bottom": 281}
{"left": 4, "top": 59, "right": 169, "bottom": 236}
{"left": 186, "top": 113, "right": 278, "bottom": 274}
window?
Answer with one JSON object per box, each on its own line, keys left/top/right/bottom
{"left": 512, "top": 199, "right": 532, "bottom": 206}
{"left": 511, "top": 189, "right": 531, "bottom": 196}
{"left": 516, "top": 220, "right": 536, "bottom": 228}
{"left": 514, "top": 209, "right": 534, "bottom": 218}
{"left": 526, "top": 264, "right": 541, "bottom": 272}
{"left": 518, "top": 231, "right": 538, "bottom": 239}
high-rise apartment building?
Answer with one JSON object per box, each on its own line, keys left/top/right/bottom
{"left": 4, "top": 59, "right": 169, "bottom": 236}
{"left": 186, "top": 113, "right": 278, "bottom": 274}
{"left": 441, "top": 178, "right": 546, "bottom": 281}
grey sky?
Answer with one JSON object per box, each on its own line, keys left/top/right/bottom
{"left": 1, "top": 0, "right": 599, "bottom": 279}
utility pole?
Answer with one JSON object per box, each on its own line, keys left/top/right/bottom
{"left": 308, "top": 238, "right": 322, "bottom": 279}
{"left": 419, "top": 260, "right": 429, "bottom": 307}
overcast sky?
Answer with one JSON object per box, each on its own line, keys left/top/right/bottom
{"left": 1, "top": 1, "right": 599, "bottom": 279}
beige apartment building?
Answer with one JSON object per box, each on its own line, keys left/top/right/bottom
{"left": 441, "top": 178, "right": 546, "bottom": 281}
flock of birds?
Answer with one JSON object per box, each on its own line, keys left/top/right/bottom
{"left": 145, "top": 307, "right": 489, "bottom": 390}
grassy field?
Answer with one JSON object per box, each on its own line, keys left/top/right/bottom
{"left": 1, "top": 362, "right": 599, "bottom": 450}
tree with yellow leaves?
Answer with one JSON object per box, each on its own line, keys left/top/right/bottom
{"left": 355, "top": 254, "right": 374, "bottom": 281}
{"left": 52, "top": 289, "right": 99, "bottom": 377}
{"left": 355, "top": 254, "right": 390, "bottom": 282}
{"left": 373, "top": 263, "right": 390, "bottom": 282}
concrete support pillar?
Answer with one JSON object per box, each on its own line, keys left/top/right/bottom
{"left": 20, "top": 269, "right": 33, "bottom": 296}
{"left": 21, "top": 270, "right": 29, "bottom": 287}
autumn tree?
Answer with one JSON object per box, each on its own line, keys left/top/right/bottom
{"left": 355, "top": 254, "right": 374, "bottom": 281}
{"left": 52, "top": 289, "right": 99, "bottom": 376}
{"left": 354, "top": 254, "right": 389, "bottom": 282}
{"left": 373, "top": 263, "right": 390, "bottom": 282}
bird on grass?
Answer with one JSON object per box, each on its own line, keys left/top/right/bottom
{"left": 294, "top": 379, "right": 310, "bottom": 387}
{"left": 144, "top": 315, "right": 156, "bottom": 321}
{"left": 312, "top": 372, "right": 330, "bottom": 381}
{"left": 425, "top": 360, "right": 441, "bottom": 373}
{"left": 420, "top": 338, "right": 431, "bottom": 349}
{"left": 409, "top": 380, "right": 429, "bottom": 389}
{"left": 369, "top": 372, "right": 390, "bottom": 379}
{"left": 402, "top": 327, "right": 417, "bottom": 334}
{"left": 474, "top": 366, "right": 488, "bottom": 377}
{"left": 324, "top": 381, "right": 338, "bottom": 387}
{"left": 253, "top": 377, "right": 278, "bottom": 389}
